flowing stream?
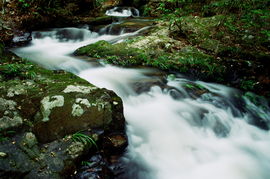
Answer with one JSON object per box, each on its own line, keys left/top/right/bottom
{"left": 12, "top": 8, "right": 270, "bottom": 179}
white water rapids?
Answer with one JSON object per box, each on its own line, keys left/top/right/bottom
{"left": 12, "top": 21, "right": 270, "bottom": 179}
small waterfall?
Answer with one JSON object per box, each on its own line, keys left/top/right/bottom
{"left": 12, "top": 26, "right": 150, "bottom": 71}
{"left": 101, "top": 7, "right": 141, "bottom": 35}
{"left": 98, "top": 22, "right": 127, "bottom": 35}
{"left": 106, "top": 7, "right": 140, "bottom": 17}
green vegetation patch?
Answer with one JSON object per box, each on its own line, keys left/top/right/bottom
{"left": 75, "top": 40, "right": 225, "bottom": 79}
{"left": 74, "top": 40, "right": 146, "bottom": 66}
{"left": 72, "top": 131, "right": 98, "bottom": 149}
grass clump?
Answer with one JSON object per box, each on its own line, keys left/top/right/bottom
{"left": 72, "top": 131, "right": 98, "bottom": 150}
{"left": 0, "top": 63, "right": 37, "bottom": 79}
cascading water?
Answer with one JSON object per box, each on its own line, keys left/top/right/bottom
{"left": 12, "top": 8, "right": 270, "bottom": 179}
{"left": 106, "top": 7, "right": 140, "bottom": 17}
{"left": 100, "top": 7, "right": 146, "bottom": 35}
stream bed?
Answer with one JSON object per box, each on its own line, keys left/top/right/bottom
{"left": 12, "top": 8, "right": 270, "bottom": 179}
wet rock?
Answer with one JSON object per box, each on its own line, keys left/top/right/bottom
{"left": 75, "top": 154, "right": 111, "bottom": 179}
{"left": 132, "top": 78, "right": 167, "bottom": 94}
{"left": 104, "top": 133, "right": 128, "bottom": 155}
{"left": 33, "top": 89, "right": 122, "bottom": 143}
{"left": 12, "top": 32, "right": 32, "bottom": 47}
{"left": 55, "top": 28, "right": 85, "bottom": 41}
{"left": 74, "top": 153, "right": 125, "bottom": 179}
{"left": 99, "top": 19, "right": 154, "bottom": 35}
{"left": 0, "top": 132, "right": 91, "bottom": 178}
{"left": 168, "top": 88, "right": 185, "bottom": 99}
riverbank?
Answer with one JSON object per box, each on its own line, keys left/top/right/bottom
{"left": 74, "top": 0, "right": 270, "bottom": 97}
{"left": 74, "top": 22, "right": 270, "bottom": 98}
{"left": 0, "top": 36, "right": 127, "bottom": 178}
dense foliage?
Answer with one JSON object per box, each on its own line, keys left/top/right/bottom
{"left": 152, "top": 0, "right": 270, "bottom": 51}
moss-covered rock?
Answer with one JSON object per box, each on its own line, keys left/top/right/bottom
{"left": 75, "top": 40, "right": 146, "bottom": 66}
{"left": 0, "top": 51, "right": 126, "bottom": 177}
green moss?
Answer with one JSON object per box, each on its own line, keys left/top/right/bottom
{"left": 199, "top": 39, "right": 225, "bottom": 53}
{"left": 75, "top": 40, "right": 146, "bottom": 67}
{"left": 0, "top": 63, "right": 37, "bottom": 80}
{"left": 240, "top": 79, "right": 257, "bottom": 90}
{"left": 180, "top": 15, "right": 225, "bottom": 38}
{"left": 75, "top": 39, "right": 225, "bottom": 79}
{"left": 165, "top": 51, "right": 222, "bottom": 77}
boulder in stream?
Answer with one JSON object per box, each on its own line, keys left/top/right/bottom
{"left": 0, "top": 51, "right": 126, "bottom": 178}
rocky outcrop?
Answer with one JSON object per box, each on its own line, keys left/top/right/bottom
{"left": 0, "top": 51, "right": 126, "bottom": 178}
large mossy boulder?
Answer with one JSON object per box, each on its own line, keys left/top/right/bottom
{"left": 0, "top": 52, "right": 125, "bottom": 178}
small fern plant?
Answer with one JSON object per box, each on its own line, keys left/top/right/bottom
{"left": 72, "top": 131, "right": 98, "bottom": 150}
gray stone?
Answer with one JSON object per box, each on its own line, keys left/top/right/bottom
{"left": 63, "top": 85, "right": 97, "bottom": 94}
{"left": 0, "top": 115, "right": 23, "bottom": 131}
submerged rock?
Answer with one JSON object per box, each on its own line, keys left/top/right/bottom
{"left": 104, "top": 133, "right": 128, "bottom": 155}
